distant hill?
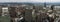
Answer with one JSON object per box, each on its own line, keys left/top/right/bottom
{"left": 46, "top": 2, "right": 60, "bottom": 5}
{"left": 0, "top": 2, "right": 60, "bottom": 6}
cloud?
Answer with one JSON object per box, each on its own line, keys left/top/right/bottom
{"left": 0, "top": 0, "right": 60, "bottom": 2}
{"left": 0, "top": 0, "right": 30, "bottom": 2}
{"left": 45, "top": 0, "right": 60, "bottom": 2}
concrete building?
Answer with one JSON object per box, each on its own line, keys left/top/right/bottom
{"left": 54, "top": 6, "right": 60, "bottom": 10}
{"left": 0, "top": 6, "right": 2, "bottom": 16}
{"left": 2, "top": 7, "right": 9, "bottom": 16}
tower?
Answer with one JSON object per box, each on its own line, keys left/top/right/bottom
{"left": 44, "top": 2, "right": 46, "bottom": 7}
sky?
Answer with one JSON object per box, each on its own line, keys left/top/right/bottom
{"left": 0, "top": 0, "right": 60, "bottom": 3}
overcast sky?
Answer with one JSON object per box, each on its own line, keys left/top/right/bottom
{"left": 0, "top": 0, "right": 60, "bottom": 3}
